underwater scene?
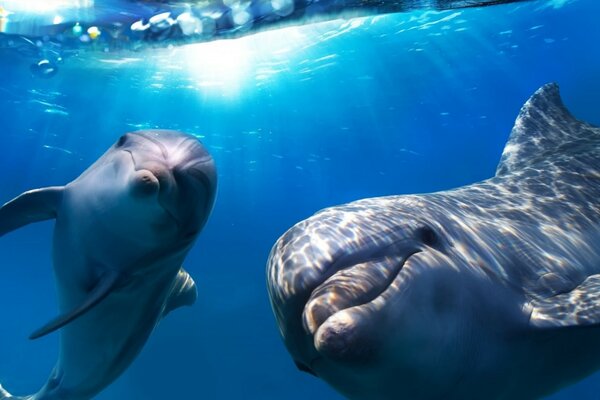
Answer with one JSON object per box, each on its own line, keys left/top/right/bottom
{"left": 0, "top": 0, "right": 599, "bottom": 399}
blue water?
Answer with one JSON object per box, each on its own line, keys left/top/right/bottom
{"left": 0, "top": 0, "right": 599, "bottom": 398}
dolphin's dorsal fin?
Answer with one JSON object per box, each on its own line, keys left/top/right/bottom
{"left": 0, "top": 186, "right": 64, "bottom": 236}
{"left": 29, "top": 270, "right": 121, "bottom": 339}
{"left": 495, "top": 83, "right": 599, "bottom": 176}
{"left": 163, "top": 268, "right": 197, "bottom": 317}
{"left": 529, "top": 274, "right": 600, "bottom": 329}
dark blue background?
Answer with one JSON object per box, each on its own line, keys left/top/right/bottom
{"left": 0, "top": 0, "right": 599, "bottom": 398}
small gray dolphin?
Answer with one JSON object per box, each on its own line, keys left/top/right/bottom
{"left": 267, "top": 84, "right": 600, "bottom": 399}
{"left": 0, "top": 130, "right": 217, "bottom": 400}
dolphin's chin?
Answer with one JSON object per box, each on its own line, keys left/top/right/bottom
{"left": 302, "top": 251, "right": 421, "bottom": 340}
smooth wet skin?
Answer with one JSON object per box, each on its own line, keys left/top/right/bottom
{"left": 0, "top": 130, "right": 217, "bottom": 400}
{"left": 267, "top": 84, "right": 600, "bottom": 399}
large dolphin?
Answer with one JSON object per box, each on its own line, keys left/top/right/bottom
{"left": 0, "top": 0, "right": 532, "bottom": 54}
{"left": 0, "top": 130, "right": 217, "bottom": 400}
{"left": 267, "top": 84, "right": 600, "bottom": 399}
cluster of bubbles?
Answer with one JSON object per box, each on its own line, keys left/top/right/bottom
{"left": 0, "top": 0, "right": 534, "bottom": 79}
{"left": 2, "top": 0, "right": 299, "bottom": 47}
{"left": 125, "top": 0, "right": 297, "bottom": 43}
{"left": 0, "top": 34, "right": 65, "bottom": 78}
{"left": 0, "top": 0, "right": 298, "bottom": 78}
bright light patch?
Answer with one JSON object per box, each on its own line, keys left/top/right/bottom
{"left": 1, "top": 0, "right": 93, "bottom": 13}
{"left": 177, "top": 12, "right": 201, "bottom": 36}
{"left": 545, "top": 0, "right": 572, "bottom": 8}
{"left": 115, "top": 18, "right": 364, "bottom": 99}
{"left": 271, "top": 0, "right": 294, "bottom": 17}
{"left": 0, "top": 7, "right": 12, "bottom": 18}
{"left": 232, "top": 9, "right": 252, "bottom": 26}
{"left": 175, "top": 25, "right": 319, "bottom": 96}
{"left": 180, "top": 38, "right": 254, "bottom": 95}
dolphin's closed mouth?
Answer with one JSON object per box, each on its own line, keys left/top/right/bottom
{"left": 303, "top": 250, "right": 421, "bottom": 335}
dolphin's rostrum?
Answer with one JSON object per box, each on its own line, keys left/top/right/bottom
{"left": 0, "top": 130, "right": 217, "bottom": 400}
{"left": 267, "top": 84, "right": 600, "bottom": 399}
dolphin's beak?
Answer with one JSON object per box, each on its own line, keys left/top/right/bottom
{"left": 302, "top": 251, "right": 420, "bottom": 336}
{"left": 267, "top": 211, "right": 428, "bottom": 371}
{"left": 268, "top": 217, "right": 422, "bottom": 321}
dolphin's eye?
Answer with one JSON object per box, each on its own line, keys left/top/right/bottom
{"left": 116, "top": 134, "right": 128, "bottom": 147}
{"left": 418, "top": 226, "right": 438, "bottom": 246}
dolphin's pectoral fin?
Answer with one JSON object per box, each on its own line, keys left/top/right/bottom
{"left": 162, "top": 268, "right": 197, "bottom": 318}
{"left": 30, "top": 270, "right": 121, "bottom": 339}
{"left": 0, "top": 186, "right": 64, "bottom": 237}
{"left": 529, "top": 274, "right": 600, "bottom": 328}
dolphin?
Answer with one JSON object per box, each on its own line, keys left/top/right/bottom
{"left": 0, "top": 0, "right": 532, "bottom": 54}
{"left": 0, "top": 130, "right": 217, "bottom": 400}
{"left": 267, "top": 83, "right": 600, "bottom": 399}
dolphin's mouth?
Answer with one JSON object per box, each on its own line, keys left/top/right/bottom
{"left": 302, "top": 250, "right": 421, "bottom": 335}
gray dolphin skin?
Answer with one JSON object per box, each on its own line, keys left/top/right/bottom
{"left": 267, "top": 84, "right": 600, "bottom": 399}
{"left": 0, "top": 130, "right": 217, "bottom": 400}
{"left": 0, "top": 0, "right": 533, "bottom": 54}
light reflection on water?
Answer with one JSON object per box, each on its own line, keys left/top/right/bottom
{"left": 1, "top": 0, "right": 92, "bottom": 13}
{"left": 77, "top": 11, "right": 482, "bottom": 97}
